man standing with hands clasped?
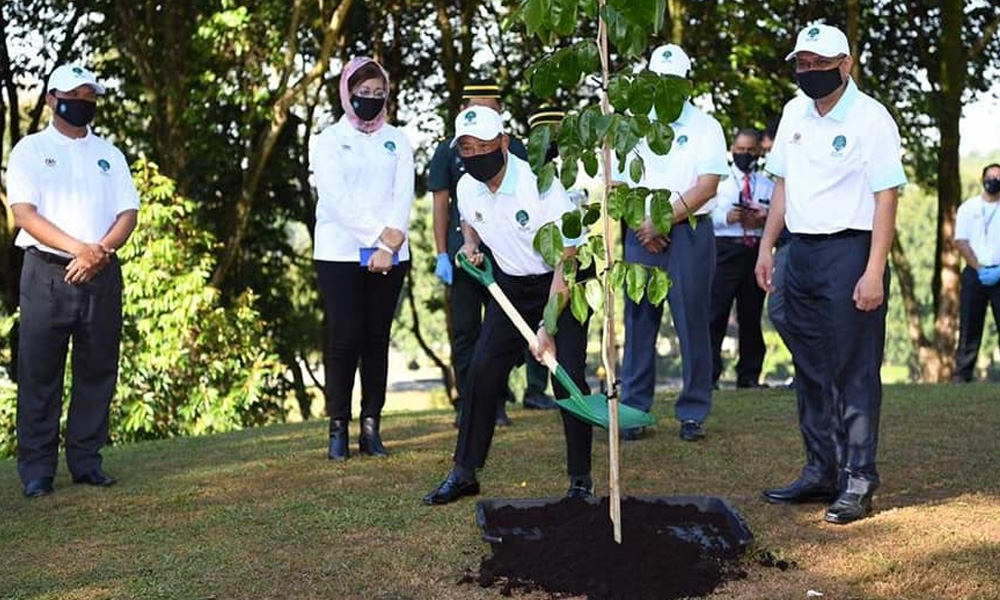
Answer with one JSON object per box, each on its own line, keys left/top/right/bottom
{"left": 6, "top": 64, "right": 139, "bottom": 498}
{"left": 755, "top": 24, "right": 906, "bottom": 524}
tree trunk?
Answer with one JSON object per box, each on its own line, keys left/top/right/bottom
{"left": 666, "top": 0, "right": 684, "bottom": 44}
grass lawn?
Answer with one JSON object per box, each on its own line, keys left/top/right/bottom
{"left": 1, "top": 383, "right": 999, "bottom": 600}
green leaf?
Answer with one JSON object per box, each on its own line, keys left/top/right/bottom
{"left": 528, "top": 124, "right": 553, "bottom": 171}
{"left": 543, "top": 291, "right": 565, "bottom": 334}
{"left": 653, "top": 75, "right": 691, "bottom": 124}
{"left": 593, "top": 113, "right": 614, "bottom": 143}
{"left": 522, "top": 0, "right": 551, "bottom": 38}
{"left": 608, "top": 74, "right": 631, "bottom": 110}
{"left": 647, "top": 119, "right": 674, "bottom": 155}
{"left": 581, "top": 151, "right": 599, "bottom": 177}
{"left": 588, "top": 234, "right": 606, "bottom": 261}
{"left": 577, "top": 241, "right": 594, "bottom": 269}
{"left": 584, "top": 278, "right": 604, "bottom": 312}
{"left": 647, "top": 267, "right": 670, "bottom": 306}
{"left": 623, "top": 188, "right": 646, "bottom": 230}
{"left": 629, "top": 155, "right": 644, "bottom": 183}
{"left": 626, "top": 263, "right": 648, "bottom": 304}
{"left": 628, "top": 72, "right": 657, "bottom": 116}
{"left": 559, "top": 113, "right": 581, "bottom": 153}
{"left": 578, "top": 105, "right": 600, "bottom": 147}
{"left": 580, "top": 0, "right": 597, "bottom": 18}
{"left": 575, "top": 40, "right": 600, "bottom": 74}
{"left": 554, "top": 0, "right": 579, "bottom": 36}
{"left": 570, "top": 283, "right": 589, "bottom": 324}
{"left": 607, "top": 185, "right": 627, "bottom": 219}
{"left": 608, "top": 260, "right": 626, "bottom": 290}
{"left": 538, "top": 162, "right": 556, "bottom": 192}
{"left": 613, "top": 115, "right": 641, "bottom": 157}
{"left": 531, "top": 60, "right": 560, "bottom": 99}
{"left": 650, "top": 190, "right": 673, "bottom": 235}
{"left": 561, "top": 208, "right": 582, "bottom": 240}
{"left": 562, "top": 255, "right": 578, "bottom": 285}
{"left": 651, "top": 0, "right": 666, "bottom": 34}
{"left": 560, "top": 157, "right": 579, "bottom": 189}
{"left": 533, "top": 221, "right": 564, "bottom": 267}
{"left": 582, "top": 203, "right": 601, "bottom": 227}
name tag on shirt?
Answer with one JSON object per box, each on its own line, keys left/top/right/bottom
{"left": 359, "top": 247, "right": 399, "bottom": 267}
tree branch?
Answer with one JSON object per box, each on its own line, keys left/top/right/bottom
{"left": 968, "top": 13, "right": 1000, "bottom": 60}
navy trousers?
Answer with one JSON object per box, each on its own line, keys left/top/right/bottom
{"left": 709, "top": 237, "right": 766, "bottom": 386}
{"left": 621, "top": 218, "right": 715, "bottom": 423}
{"left": 784, "top": 232, "right": 887, "bottom": 486}
{"left": 767, "top": 243, "right": 793, "bottom": 347}
{"left": 953, "top": 266, "right": 1000, "bottom": 382}
{"left": 17, "top": 249, "right": 123, "bottom": 483}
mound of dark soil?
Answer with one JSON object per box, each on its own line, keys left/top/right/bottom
{"left": 475, "top": 496, "right": 750, "bottom": 600}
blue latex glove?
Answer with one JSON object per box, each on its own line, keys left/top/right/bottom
{"left": 435, "top": 252, "right": 453, "bottom": 285}
{"left": 979, "top": 266, "right": 1000, "bottom": 287}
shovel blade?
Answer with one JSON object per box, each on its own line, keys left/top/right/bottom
{"left": 555, "top": 395, "right": 656, "bottom": 430}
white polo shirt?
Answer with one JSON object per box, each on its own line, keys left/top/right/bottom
{"left": 766, "top": 79, "right": 907, "bottom": 234}
{"left": 6, "top": 124, "right": 140, "bottom": 257}
{"left": 310, "top": 117, "right": 415, "bottom": 262}
{"left": 457, "top": 154, "right": 578, "bottom": 277}
{"left": 613, "top": 101, "right": 730, "bottom": 217}
{"left": 955, "top": 194, "right": 1000, "bottom": 267}
{"left": 710, "top": 164, "right": 774, "bottom": 237}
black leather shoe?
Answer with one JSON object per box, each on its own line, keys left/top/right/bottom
{"left": 495, "top": 404, "right": 512, "bottom": 427}
{"left": 359, "top": 416, "right": 388, "bottom": 457}
{"left": 621, "top": 426, "right": 646, "bottom": 441}
{"left": 679, "top": 420, "right": 705, "bottom": 441}
{"left": 524, "top": 392, "right": 558, "bottom": 410}
{"left": 824, "top": 490, "right": 873, "bottom": 524}
{"left": 72, "top": 469, "right": 117, "bottom": 487}
{"left": 762, "top": 477, "right": 838, "bottom": 504}
{"left": 24, "top": 477, "right": 54, "bottom": 498}
{"left": 566, "top": 478, "right": 594, "bottom": 499}
{"left": 328, "top": 419, "right": 349, "bottom": 460}
{"left": 423, "top": 473, "right": 480, "bottom": 505}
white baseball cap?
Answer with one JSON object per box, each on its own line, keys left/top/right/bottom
{"left": 648, "top": 44, "right": 691, "bottom": 77}
{"left": 785, "top": 24, "right": 850, "bottom": 61}
{"left": 451, "top": 106, "right": 504, "bottom": 147}
{"left": 47, "top": 64, "right": 106, "bottom": 95}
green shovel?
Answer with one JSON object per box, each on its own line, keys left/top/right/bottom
{"left": 457, "top": 253, "right": 655, "bottom": 431}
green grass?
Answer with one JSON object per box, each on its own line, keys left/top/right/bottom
{"left": 2, "top": 384, "right": 999, "bottom": 600}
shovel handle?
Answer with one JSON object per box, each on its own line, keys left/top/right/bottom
{"left": 456, "top": 252, "right": 495, "bottom": 286}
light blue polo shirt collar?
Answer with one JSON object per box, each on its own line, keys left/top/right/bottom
{"left": 807, "top": 78, "right": 859, "bottom": 122}
{"left": 673, "top": 101, "right": 695, "bottom": 126}
{"left": 479, "top": 150, "right": 520, "bottom": 197}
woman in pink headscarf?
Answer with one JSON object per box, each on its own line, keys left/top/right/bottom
{"left": 310, "top": 57, "right": 415, "bottom": 461}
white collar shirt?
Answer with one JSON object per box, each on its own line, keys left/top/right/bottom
{"left": 6, "top": 124, "right": 140, "bottom": 257}
{"left": 710, "top": 164, "right": 775, "bottom": 237}
{"left": 457, "top": 154, "right": 578, "bottom": 277}
{"left": 955, "top": 194, "right": 1000, "bottom": 267}
{"left": 310, "top": 117, "right": 415, "bottom": 262}
{"left": 766, "top": 79, "right": 907, "bottom": 234}
{"left": 613, "top": 101, "right": 730, "bottom": 217}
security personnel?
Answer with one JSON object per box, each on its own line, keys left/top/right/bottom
{"left": 428, "top": 79, "right": 555, "bottom": 422}
{"left": 953, "top": 163, "right": 1000, "bottom": 381}
{"left": 616, "top": 44, "right": 729, "bottom": 442}
{"left": 7, "top": 64, "right": 139, "bottom": 497}
{"left": 709, "top": 128, "right": 773, "bottom": 389}
{"left": 423, "top": 106, "right": 594, "bottom": 504}
{"left": 756, "top": 24, "right": 906, "bottom": 524}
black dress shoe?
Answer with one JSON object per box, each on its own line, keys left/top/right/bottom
{"left": 824, "top": 490, "right": 873, "bottom": 524}
{"left": 328, "top": 418, "right": 349, "bottom": 460}
{"left": 566, "top": 478, "right": 594, "bottom": 499}
{"left": 72, "top": 469, "right": 117, "bottom": 487}
{"left": 24, "top": 477, "right": 54, "bottom": 498}
{"left": 423, "top": 473, "right": 480, "bottom": 505}
{"left": 679, "top": 420, "right": 705, "bottom": 441}
{"left": 621, "top": 426, "right": 646, "bottom": 441}
{"left": 762, "top": 477, "right": 838, "bottom": 504}
{"left": 358, "top": 416, "right": 388, "bottom": 457}
{"left": 524, "top": 392, "right": 558, "bottom": 410}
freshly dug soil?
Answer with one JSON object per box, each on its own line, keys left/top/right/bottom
{"left": 476, "top": 497, "right": 749, "bottom": 600}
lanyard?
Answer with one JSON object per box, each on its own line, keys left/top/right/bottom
{"left": 982, "top": 201, "right": 999, "bottom": 237}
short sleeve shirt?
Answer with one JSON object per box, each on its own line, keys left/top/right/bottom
{"left": 955, "top": 195, "right": 1000, "bottom": 267}
{"left": 456, "top": 154, "right": 575, "bottom": 276}
{"left": 428, "top": 135, "right": 527, "bottom": 255}
{"left": 6, "top": 125, "right": 140, "bottom": 257}
{"left": 766, "top": 79, "right": 907, "bottom": 234}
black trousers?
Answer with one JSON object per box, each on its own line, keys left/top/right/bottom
{"left": 450, "top": 263, "right": 549, "bottom": 406}
{"left": 709, "top": 237, "right": 766, "bottom": 386}
{"left": 315, "top": 260, "right": 408, "bottom": 421}
{"left": 784, "top": 232, "right": 887, "bottom": 486}
{"left": 954, "top": 266, "right": 1000, "bottom": 381}
{"left": 17, "top": 249, "right": 123, "bottom": 483}
{"left": 453, "top": 269, "right": 592, "bottom": 477}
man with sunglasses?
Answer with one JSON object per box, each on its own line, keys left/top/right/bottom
{"left": 755, "top": 24, "right": 906, "bottom": 524}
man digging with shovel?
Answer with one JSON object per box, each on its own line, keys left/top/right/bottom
{"left": 423, "top": 106, "right": 597, "bottom": 505}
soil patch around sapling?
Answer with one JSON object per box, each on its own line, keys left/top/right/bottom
{"left": 474, "top": 496, "right": 752, "bottom": 600}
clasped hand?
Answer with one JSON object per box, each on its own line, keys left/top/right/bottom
{"left": 65, "top": 243, "right": 111, "bottom": 285}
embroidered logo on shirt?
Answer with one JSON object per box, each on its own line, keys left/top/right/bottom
{"left": 44, "top": 157, "right": 57, "bottom": 167}
{"left": 832, "top": 135, "right": 847, "bottom": 153}
{"left": 341, "top": 144, "right": 352, "bottom": 151}
{"left": 97, "top": 158, "right": 111, "bottom": 173}
{"left": 515, "top": 210, "right": 530, "bottom": 227}
{"left": 791, "top": 133, "right": 802, "bottom": 145}
{"left": 474, "top": 211, "right": 484, "bottom": 223}
{"left": 384, "top": 140, "right": 397, "bottom": 155}
{"left": 676, "top": 135, "right": 689, "bottom": 146}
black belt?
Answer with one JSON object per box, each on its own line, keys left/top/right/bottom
{"left": 791, "top": 229, "right": 869, "bottom": 241}
{"left": 26, "top": 246, "right": 72, "bottom": 266}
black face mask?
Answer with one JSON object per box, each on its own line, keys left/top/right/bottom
{"left": 55, "top": 98, "right": 96, "bottom": 127}
{"left": 796, "top": 65, "right": 844, "bottom": 100}
{"left": 350, "top": 95, "right": 385, "bottom": 122}
{"left": 461, "top": 147, "right": 505, "bottom": 183}
{"left": 985, "top": 178, "right": 1000, "bottom": 196}
{"left": 732, "top": 152, "right": 757, "bottom": 174}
